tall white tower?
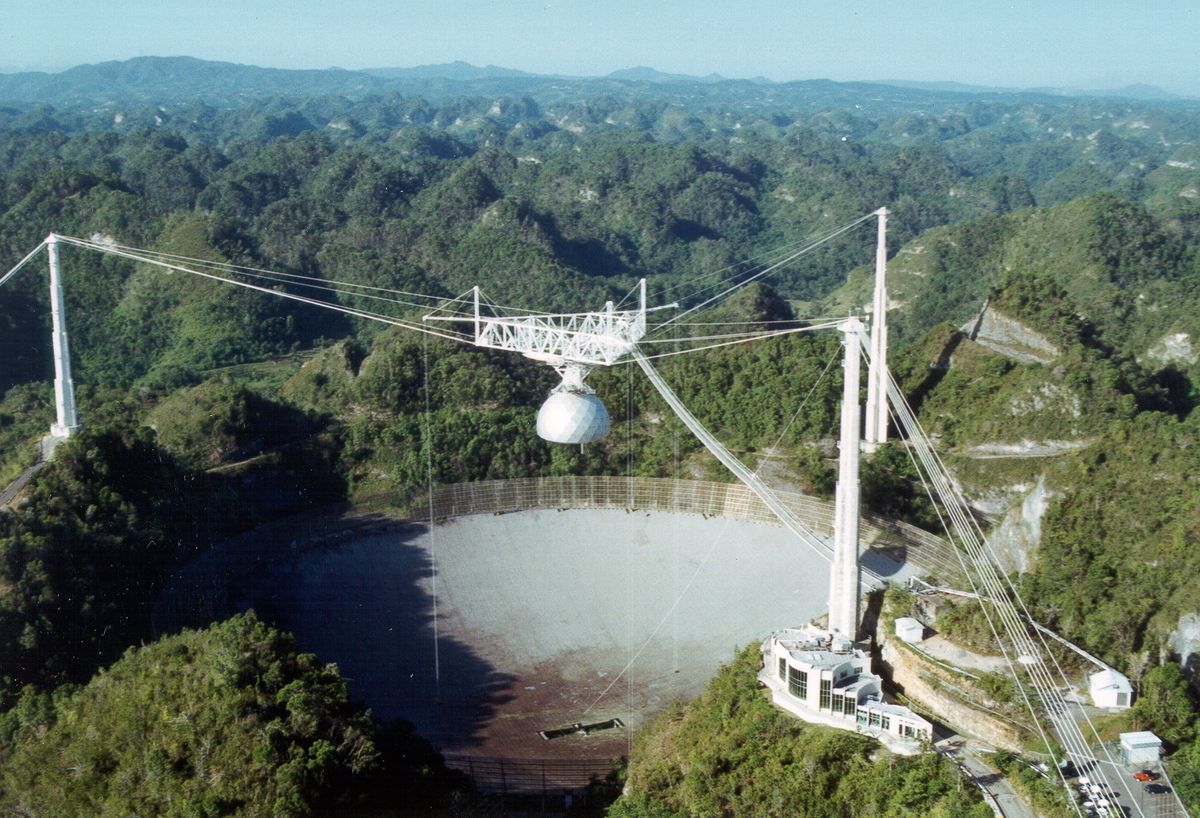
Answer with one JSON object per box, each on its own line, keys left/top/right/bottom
{"left": 864, "top": 208, "right": 888, "bottom": 450}
{"left": 828, "top": 317, "right": 863, "bottom": 639}
{"left": 47, "top": 234, "right": 80, "bottom": 441}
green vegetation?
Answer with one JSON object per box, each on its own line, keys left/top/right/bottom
{"left": 991, "top": 751, "right": 1074, "bottom": 818}
{"left": 0, "top": 423, "right": 223, "bottom": 701}
{"left": 860, "top": 443, "right": 942, "bottom": 531}
{"left": 933, "top": 600, "right": 1002, "bottom": 656}
{"left": 608, "top": 644, "right": 990, "bottom": 818}
{"left": 0, "top": 612, "right": 482, "bottom": 817}
{"left": 0, "top": 383, "right": 51, "bottom": 484}
{"left": 3, "top": 58, "right": 1200, "bottom": 816}
{"left": 1023, "top": 411, "right": 1200, "bottom": 667}
{"left": 149, "top": 379, "right": 312, "bottom": 470}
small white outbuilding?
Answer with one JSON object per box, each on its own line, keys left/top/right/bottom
{"left": 895, "top": 617, "right": 925, "bottom": 643}
{"left": 1089, "top": 668, "right": 1133, "bottom": 709}
{"left": 1120, "top": 731, "right": 1162, "bottom": 766}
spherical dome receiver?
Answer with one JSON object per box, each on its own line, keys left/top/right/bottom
{"left": 537, "top": 390, "right": 610, "bottom": 444}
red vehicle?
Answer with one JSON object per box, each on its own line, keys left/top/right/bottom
{"left": 1133, "top": 770, "right": 1158, "bottom": 782}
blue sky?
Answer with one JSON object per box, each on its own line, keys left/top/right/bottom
{"left": 4, "top": 0, "right": 1198, "bottom": 95}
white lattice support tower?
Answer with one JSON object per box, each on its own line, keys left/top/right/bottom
{"left": 466, "top": 282, "right": 649, "bottom": 367}
{"left": 47, "top": 234, "right": 80, "bottom": 440}
{"left": 829, "top": 317, "right": 864, "bottom": 638}
{"left": 864, "top": 207, "right": 888, "bottom": 450}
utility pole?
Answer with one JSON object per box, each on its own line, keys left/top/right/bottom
{"left": 864, "top": 207, "right": 888, "bottom": 451}
{"left": 829, "top": 317, "right": 863, "bottom": 639}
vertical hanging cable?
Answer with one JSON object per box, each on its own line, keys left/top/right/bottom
{"left": 423, "top": 332, "right": 441, "bottom": 703}
{"left": 672, "top": 325, "right": 680, "bottom": 675}
{"left": 626, "top": 360, "right": 634, "bottom": 758}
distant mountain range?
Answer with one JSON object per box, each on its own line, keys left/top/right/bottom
{"left": 875, "top": 78, "right": 1185, "bottom": 101}
{"left": 363, "top": 61, "right": 541, "bottom": 81}
{"left": 0, "top": 56, "right": 1190, "bottom": 107}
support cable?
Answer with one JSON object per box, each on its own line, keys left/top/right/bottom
{"left": 630, "top": 321, "right": 842, "bottom": 363}
{"left": 877, "top": 353, "right": 1137, "bottom": 817}
{"left": 55, "top": 236, "right": 476, "bottom": 346}
{"left": 633, "top": 348, "right": 884, "bottom": 579}
{"left": 0, "top": 239, "right": 48, "bottom": 290}
{"left": 649, "top": 213, "right": 875, "bottom": 336}
{"left": 654, "top": 214, "right": 875, "bottom": 306}
{"left": 65, "top": 239, "right": 454, "bottom": 302}
{"left": 423, "top": 333, "right": 441, "bottom": 703}
{"left": 882, "top": 374, "right": 1087, "bottom": 815}
{"left": 585, "top": 342, "right": 856, "bottom": 716}
{"left": 62, "top": 236, "right": 475, "bottom": 319}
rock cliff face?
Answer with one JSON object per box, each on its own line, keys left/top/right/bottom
{"left": 978, "top": 476, "right": 1053, "bottom": 574}
{"left": 1143, "top": 331, "right": 1197, "bottom": 367}
{"left": 1169, "top": 613, "right": 1200, "bottom": 680}
{"left": 961, "top": 303, "right": 1059, "bottom": 364}
{"left": 876, "top": 630, "right": 1028, "bottom": 751}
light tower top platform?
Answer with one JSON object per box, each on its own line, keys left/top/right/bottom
{"left": 425, "top": 279, "right": 673, "bottom": 369}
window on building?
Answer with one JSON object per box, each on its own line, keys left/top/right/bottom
{"left": 881, "top": 715, "right": 890, "bottom": 731}
{"left": 778, "top": 657, "right": 786, "bottom": 681}
{"left": 845, "top": 699, "right": 856, "bottom": 720}
{"left": 819, "top": 678, "right": 832, "bottom": 710}
{"left": 857, "top": 710, "right": 868, "bottom": 724}
{"left": 789, "top": 665, "right": 807, "bottom": 699}
{"left": 869, "top": 711, "right": 880, "bottom": 727}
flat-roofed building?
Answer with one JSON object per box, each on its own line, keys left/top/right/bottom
{"left": 1119, "top": 731, "right": 1162, "bottom": 766}
{"left": 760, "top": 625, "right": 933, "bottom": 754}
{"left": 895, "top": 616, "right": 925, "bottom": 643}
{"left": 1089, "top": 668, "right": 1133, "bottom": 709}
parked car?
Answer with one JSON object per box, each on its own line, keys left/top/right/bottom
{"left": 1144, "top": 782, "right": 1171, "bottom": 795}
{"left": 1132, "top": 769, "right": 1158, "bottom": 782}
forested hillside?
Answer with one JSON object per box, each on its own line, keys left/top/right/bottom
{"left": 609, "top": 646, "right": 991, "bottom": 818}
{"left": 0, "top": 613, "right": 480, "bottom": 817}
{"left": 3, "top": 57, "right": 1200, "bottom": 814}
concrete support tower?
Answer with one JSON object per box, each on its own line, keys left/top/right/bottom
{"left": 864, "top": 207, "right": 888, "bottom": 450}
{"left": 828, "top": 317, "right": 863, "bottom": 639}
{"left": 47, "top": 234, "right": 80, "bottom": 441}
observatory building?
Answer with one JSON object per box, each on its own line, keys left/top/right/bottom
{"left": 761, "top": 626, "right": 932, "bottom": 749}
{"left": 758, "top": 308, "right": 932, "bottom": 755}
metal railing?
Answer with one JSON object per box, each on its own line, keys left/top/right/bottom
{"left": 441, "top": 753, "right": 614, "bottom": 795}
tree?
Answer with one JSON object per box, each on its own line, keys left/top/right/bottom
{"left": 1132, "top": 663, "right": 1199, "bottom": 748}
{"left": 0, "top": 613, "right": 378, "bottom": 817}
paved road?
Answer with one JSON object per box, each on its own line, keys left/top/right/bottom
{"left": 0, "top": 461, "right": 45, "bottom": 508}
{"left": 1089, "top": 756, "right": 1188, "bottom": 818}
{"left": 939, "top": 739, "right": 1038, "bottom": 818}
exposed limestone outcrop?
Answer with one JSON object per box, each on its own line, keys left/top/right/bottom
{"left": 877, "top": 632, "right": 1027, "bottom": 752}
{"left": 1169, "top": 612, "right": 1200, "bottom": 684}
{"left": 961, "top": 440, "right": 1092, "bottom": 459}
{"left": 980, "top": 476, "right": 1053, "bottom": 574}
{"left": 961, "top": 302, "right": 1059, "bottom": 364}
{"left": 1142, "top": 332, "right": 1197, "bottom": 368}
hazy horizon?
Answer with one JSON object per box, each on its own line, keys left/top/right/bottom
{"left": 4, "top": 0, "right": 1198, "bottom": 97}
{"left": 0, "top": 54, "right": 1194, "bottom": 100}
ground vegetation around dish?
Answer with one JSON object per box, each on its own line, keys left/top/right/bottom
{"left": 4, "top": 59, "right": 1200, "bottom": 813}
